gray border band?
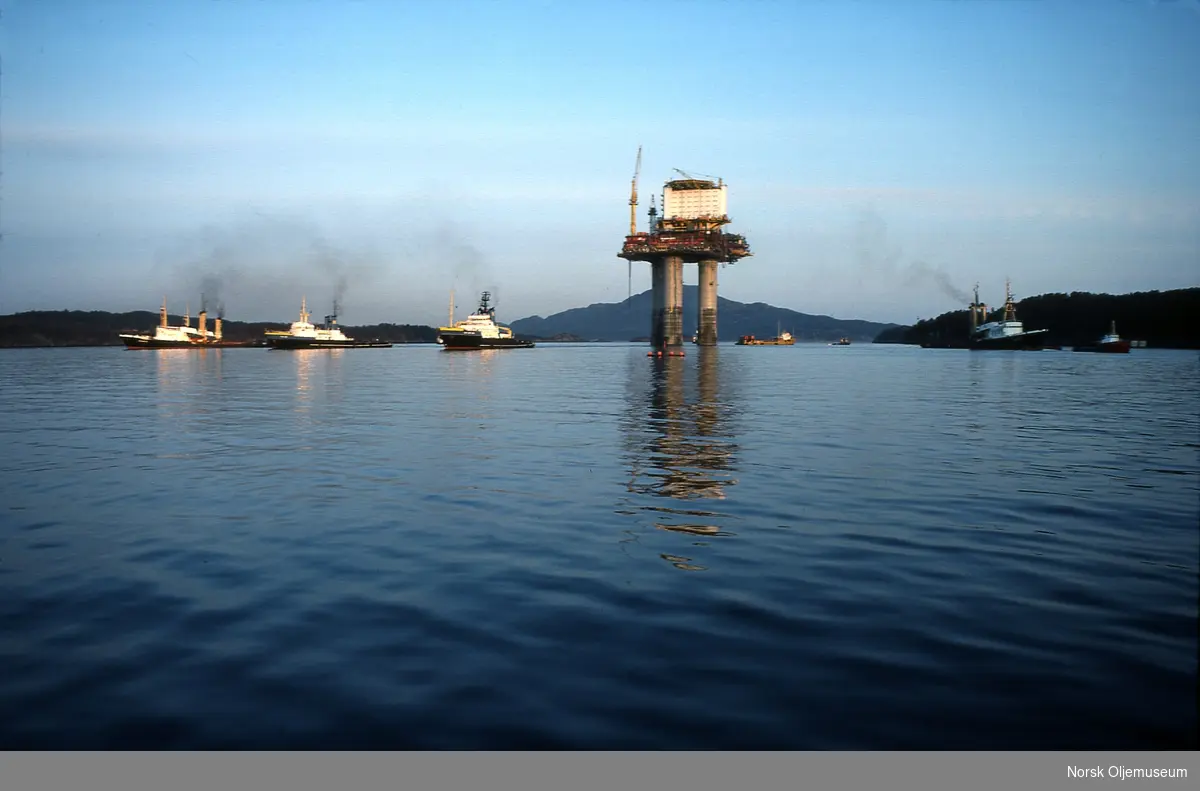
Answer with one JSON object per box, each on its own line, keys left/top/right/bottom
{"left": 2, "top": 750, "right": 1197, "bottom": 791}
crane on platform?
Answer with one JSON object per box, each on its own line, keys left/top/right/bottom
{"left": 630, "top": 146, "right": 642, "bottom": 236}
{"left": 627, "top": 145, "right": 642, "bottom": 303}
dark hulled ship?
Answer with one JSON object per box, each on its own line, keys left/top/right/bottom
{"left": 437, "top": 292, "right": 534, "bottom": 350}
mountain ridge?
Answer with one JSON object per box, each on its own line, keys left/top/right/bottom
{"left": 509, "top": 286, "right": 898, "bottom": 342}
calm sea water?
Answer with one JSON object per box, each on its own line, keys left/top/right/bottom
{"left": 0, "top": 343, "right": 1196, "bottom": 749}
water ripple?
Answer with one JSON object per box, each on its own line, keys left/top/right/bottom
{"left": 0, "top": 344, "right": 1195, "bottom": 748}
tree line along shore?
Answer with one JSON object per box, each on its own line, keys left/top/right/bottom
{"left": 873, "top": 288, "right": 1199, "bottom": 350}
{"left": 1, "top": 287, "right": 1196, "bottom": 349}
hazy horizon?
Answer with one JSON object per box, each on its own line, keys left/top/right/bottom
{"left": 4, "top": 0, "right": 1198, "bottom": 327}
{"left": 2, "top": 282, "right": 914, "bottom": 329}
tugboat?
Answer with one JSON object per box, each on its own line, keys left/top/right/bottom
{"left": 967, "top": 280, "right": 1048, "bottom": 351}
{"left": 119, "top": 298, "right": 261, "bottom": 348}
{"left": 829, "top": 337, "right": 851, "bottom": 346}
{"left": 264, "top": 297, "right": 392, "bottom": 349}
{"left": 736, "top": 324, "right": 795, "bottom": 346}
{"left": 1073, "top": 321, "right": 1131, "bottom": 354}
{"left": 438, "top": 291, "right": 534, "bottom": 350}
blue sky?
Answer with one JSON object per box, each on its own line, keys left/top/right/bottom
{"left": 3, "top": 0, "right": 1198, "bottom": 326}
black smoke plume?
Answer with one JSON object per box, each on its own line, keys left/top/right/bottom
{"left": 157, "top": 214, "right": 385, "bottom": 322}
{"left": 854, "top": 208, "right": 970, "bottom": 305}
{"left": 200, "top": 274, "right": 227, "bottom": 318}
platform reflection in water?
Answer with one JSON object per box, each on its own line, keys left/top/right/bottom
{"left": 620, "top": 348, "right": 740, "bottom": 570}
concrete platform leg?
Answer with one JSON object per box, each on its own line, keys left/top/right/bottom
{"left": 650, "top": 258, "right": 667, "bottom": 348}
{"left": 664, "top": 255, "right": 684, "bottom": 348}
{"left": 697, "top": 259, "right": 718, "bottom": 346}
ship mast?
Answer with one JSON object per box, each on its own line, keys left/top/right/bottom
{"left": 449, "top": 289, "right": 455, "bottom": 326}
{"left": 1003, "top": 278, "right": 1016, "bottom": 322}
{"left": 160, "top": 296, "right": 168, "bottom": 328}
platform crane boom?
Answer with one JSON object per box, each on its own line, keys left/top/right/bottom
{"left": 629, "top": 146, "right": 642, "bottom": 236}
{"left": 627, "top": 145, "right": 643, "bottom": 303}
{"left": 672, "top": 167, "right": 722, "bottom": 185}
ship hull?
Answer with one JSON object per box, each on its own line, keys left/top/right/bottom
{"left": 121, "top": 336, "right": 261, "bottom": 349}
{"left": 969, "top": 332, "right": 1047, "bottom": 351}
{"left": 440, "top": 334, "right": 534, "bottom": 349}
{"left": 1073, "top": 341, "right": 1131, "bottom": 354}
{"left": 266, "top": 336, "right": 392, "bottom": 349}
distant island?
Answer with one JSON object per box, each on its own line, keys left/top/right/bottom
{"left": 509, "top": 286, "right": 897, "bottom": 343}
{"left": 534, "top": 333, "right": 585, "bottom": 343}
{"left": 875, "top": 287, "right": 1200, "bottom": 349}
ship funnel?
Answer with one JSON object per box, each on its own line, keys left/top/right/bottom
{"left": 214, "top": 317, "right": 223, "bottom": 340}
{"left": 199, "top": 310, "right": 207, "bottom": 339}
{"left": 160, "top": 297, "right": 168, "bottom": 328}
{"left": 968, "top": 283, "right": 980, "bottom": 333}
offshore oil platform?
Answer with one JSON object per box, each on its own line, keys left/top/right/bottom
{"left": 618, "top": 147, "right": 752, "bottom": 355}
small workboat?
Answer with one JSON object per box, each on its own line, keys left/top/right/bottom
{"left": 1073, "top": 321, "right": 1131, "bottom": 354}
{"left": 737, "top": 331, "right": 794, "bottom": 346}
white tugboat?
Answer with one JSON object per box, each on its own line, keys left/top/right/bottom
{"left": 265, "top": 297, "right": 392, "bottom": 349}
{"left": 437, "top": 291, "right": 534, "bottom": 349}
{"left": 119, "top": 298, "right": 256, "bottom": 348}
{"left": 968, "top": 280, "right": 1048, "bottom": 351}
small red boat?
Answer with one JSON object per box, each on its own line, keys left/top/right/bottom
{"left": 1073, "top": 321, "right": 1131, "bottom": 354}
